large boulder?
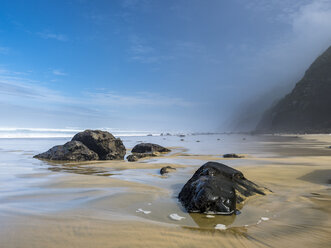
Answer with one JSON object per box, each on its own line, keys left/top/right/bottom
{"left": 178, "top": 162, "right": 267, "bottom": 215}
{"left": 34, "top": 141, "right": 99, "bottom": 161}
{"left": 72, "top": 130, "right": 126, "bottom": 160}
{"left": 131, "top": 143, "right": 170, "bottom": 153}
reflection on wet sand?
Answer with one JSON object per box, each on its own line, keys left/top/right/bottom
{"left": 48, "top": 164, "right": 115, "bottom": 177}
{"left": 189, "top": 212, "right": 236, "bottom": 229}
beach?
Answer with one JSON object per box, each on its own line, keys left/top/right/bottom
{"left": 0, "top": 134, "right": 330, "bottom": 247}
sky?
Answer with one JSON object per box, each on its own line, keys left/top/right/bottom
{"left": 1, "top": 0, "right": 331, "bottom": 132}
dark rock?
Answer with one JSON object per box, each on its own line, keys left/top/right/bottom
{"left": 178, "top": 161, "right": 267, "bottom": 214}
{"left": 147, "top": 134, "right": 153, "bottom": 136}
{"left": 127, "top": 154, "right": 138, "bottom": 162}
{"left": 256, "top": 45, "right": 331, "bottom": 134}
{"left": 160, "top": 166, "right": 176, "bottom": 175}
{"left": 223, "top": 153, "right": 244, "bottom": 158}
{"left": 131, "top": 143, "right": 170, "bottom": 153}
{"left": 34, "top": 141, "right": 99, "bottom": 161}
{"left": 127, "top": 153, "right": 157, "bottom": 162}
{"left": 180, "top": 139, "right": 184, "bottom": 141}
{"left": 196, "top": 140, "right": 200, "bottom": 142}
{"left": 72, "top": 130, "right": 126, "bottom": 160}
{"left": 127, "top": 143, "right": 170, "bottom": 162}
{"left": 179, "top": 134, "right": 186, "bottom": 137}
{"left": 217, "top": 138, "right": 221, "bottom": 141}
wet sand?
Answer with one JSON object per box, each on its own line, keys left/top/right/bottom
{"left": 0, "top": 134, "right": 330, "bottom": 247}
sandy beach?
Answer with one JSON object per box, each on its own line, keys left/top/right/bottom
{"left": 0, "top": 134, "right": 330, "bottom": 247}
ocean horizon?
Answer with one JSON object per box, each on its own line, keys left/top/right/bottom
{"left": 0, "top": 127, "right": 161, "bottom": 138}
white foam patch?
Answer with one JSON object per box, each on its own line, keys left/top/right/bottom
{"left": 169, "top": 213, "right": 185, "bottom": 221}
{"left": 136, "top": 208, "right": 151, "bottom": 214}
{"left": 257, "top": 220, "right": 262, "bottom": 225}
{"left": 215, "top": 224, "right": 227, "bottom": 230}
{"left": 206, "top": 215, "right": 215, "bottom": 218}
{"left": 261, "top": 217, "right": 269, "bottom": 221}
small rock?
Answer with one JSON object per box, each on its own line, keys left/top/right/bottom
{"left": 160, "top": 166, "right": 176, "bottom": 175}
{"left": 196, "top": 140, "right": 200, "bottom": 142}
{"left": 223, "top": 153, "right": 243, "bottom": 158}
{"left": 127, "top": 154, "right": 138, "bottom": 162}
{"left": 180, "top": 139, "right": 184, "bottom": 141}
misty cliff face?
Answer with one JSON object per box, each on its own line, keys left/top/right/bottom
{"left": 256, "top": 46, "right": 331, "bottom": 133}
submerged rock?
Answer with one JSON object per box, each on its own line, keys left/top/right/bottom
{"left": 34, "top": 141, "right": 99, "bottom": 161}
{"left": 178, "top": 161, "right": 267, "bottom": 215}
{"left": 131, "top": 143, "right": 170, "bottom": 153}
{"left": 223, "top": 153, "right": 244, "bottom": 158}
{"left": 127, "top": 152, "right": 157, "bottom": 162}
{"left": 160, "top": 166, "right": 176, "bottom": 175}
{"left": 72, "top": 130, "right": 126, "bottom": 160}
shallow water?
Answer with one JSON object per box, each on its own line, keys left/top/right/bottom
{"left": 0, "top": 134, "right": 330, "bottom": 247}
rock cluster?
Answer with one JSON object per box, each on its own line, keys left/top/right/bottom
{"left": 34, "top": 130, "right": 126, "bottom": 161}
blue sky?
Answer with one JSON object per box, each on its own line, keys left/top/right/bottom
{"left": 1, "top": 0, "right": 331, "bottom": 132}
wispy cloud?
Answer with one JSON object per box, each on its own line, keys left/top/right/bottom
{"left": 128, "top": 35, "right": 174, "bottom": 63}
{"left": 37, "top": 31, "right": 68, "bottom": 41}
{"left": 87, "top": 91, "right": 194, "bottom": 108}
{"left": 0, "top": 68, "right": 193, "bottom": 110}
{"left": 52, "top": 69, "right": 67, "bottom": 76}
